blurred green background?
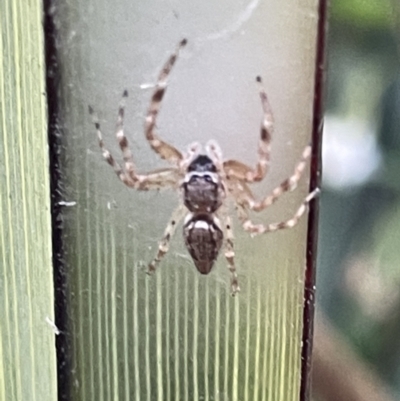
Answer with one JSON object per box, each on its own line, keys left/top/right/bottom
{"left": 315, "top": 0, "right": 400, "bottom": 399}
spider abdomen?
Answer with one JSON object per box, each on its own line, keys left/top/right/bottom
{"left": 183, "top": 213, "right": 223, "bottom": 275}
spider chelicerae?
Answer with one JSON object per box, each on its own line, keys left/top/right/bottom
{"left": 89, "top": 39, "right": 319, "bottom": 295}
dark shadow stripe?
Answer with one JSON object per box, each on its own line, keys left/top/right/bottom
{"left": 43, "top": 1, "right": 72, "bottom": 400}
{"left": 300, "top": 1, "right": 327, "bottom": 400}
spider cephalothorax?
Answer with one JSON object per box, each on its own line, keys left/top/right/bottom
{"left": 183, "top": 155, "right": 224, "bottom": 213}
{"left": 89, "top": 39, "right": 319, "bottom": 295}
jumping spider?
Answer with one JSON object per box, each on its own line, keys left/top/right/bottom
{"left": 89, "top": 39, "right": 319, "bottom": 295}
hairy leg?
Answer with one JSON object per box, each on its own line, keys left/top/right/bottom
{"left": 223, "top": 214, "right": 240, "bottom": 295}
{"left": 144, "top": 39, "right": 187, "bottom": 164}
{"left": 148, "top": 204, "right": 187, "bottom": 273}
{"left": 89, "top": 101, "right": 180, "bottom": 190}
{"left": 236, "top": 188, "right": 319, "bottom": 235}
{"left": 89, "top": 104, "right": 135, "bottom": 187}
{"left": 242, "top": 144, "right": 312, "bottom": 211}
{"left": 223, "top": 76, "right": 273, "bottom": 182}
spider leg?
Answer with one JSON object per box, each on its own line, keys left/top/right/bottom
{"left": 145, "top": 39, "right": 187, "bottom": 164}
{"left": 223, "top": 76, "right": 273, "bottom": 182}
{"left": 113, "top": 89, "right": 138, "bottom": 179}
{"left": 223, "top": 214, "right": 240, "bottom": 295}
{"left": 246, "top": 144, "right": 312, "bottom": 212}
{"left": 236, "top": 188, "right": 319, "bottom": 235}
{"left": 89, "top": 105, "right": 135, "bottom": 188}
{"left": 90, "top": 96, "right": 181, "bottom": 190}
{"left": 133, "top": 167, "right": 181, "bottom": 190}
{"left": 147, "top": 204, "right": 187, "bottom": 273}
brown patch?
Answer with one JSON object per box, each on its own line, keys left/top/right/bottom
{"left": 106, "top": 154, "right": 115, "bottom": 166}
{"left": 281, "top": 179, "right": 290, "bottom": 192}
{"left": 167, "top": 54, "right": 177, "bottom": 68}
{"left": 119, "top": 136, "right": 128, "bottom": 148}
{"left": 226, "top": 256, "right": 235, "bottom": 266}
{"left": 260, "top": 127, "right": 271, "bottom": 142}
{"left": 152, "top": 88, "right": 165, "bottom": 103}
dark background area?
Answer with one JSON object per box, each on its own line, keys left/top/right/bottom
{"left": 314, "top": 0, "right": 400, "bottom": 399}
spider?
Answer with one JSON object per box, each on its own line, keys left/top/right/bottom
{"left": 89, "top": 39, "right": 319, "bottom": 295}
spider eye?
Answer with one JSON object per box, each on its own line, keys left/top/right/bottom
{"left": 188, "top": 155, "right": 217, "bottom": 172}
{"left": 188, "top": 174, "right": 199, "bottom": 183}
{"left": 187, "top": 174, "right": 214, "bottom": 184}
